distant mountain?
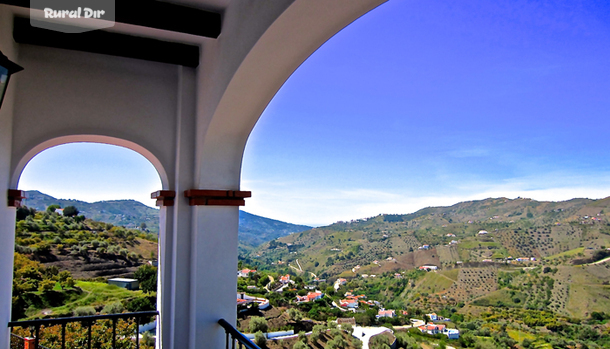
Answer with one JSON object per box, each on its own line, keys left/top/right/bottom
{"left": 23, "top": 191, "right": 160, "bottom": 233}
{"left": 22, "top": 191, "right": 311, "bottom": 247}
{"left": 239, "top": 210, "right": 312, "bottom": 247}
{"left": 250, "top": 196, "right": 610, "bottom": 278}
{"left": 246, "top": 196, "right": 610, "bottom": 318}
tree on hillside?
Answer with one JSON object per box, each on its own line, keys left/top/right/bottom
{"left": 16, "top": 206, "right": 36, "bottom": 221}
{"left": 293, "top": 341, "right": 308, "bottom": 349}
{"left": 63, "top": 206, "right": 79, "bottom": 217}
{"left": 254, "top": 331, "right": 266, "bottom": 347}
{"left": 134, "top": 264, "right": 157, "bottom": 293}
{"left": 249, "top": 316, "right": 268, "bottom": 333}
{"left": 46, "top": 204, "right": 61, "bottom": 213}
{"left": 288, "top": 308, "right": 303, "bottom": 321}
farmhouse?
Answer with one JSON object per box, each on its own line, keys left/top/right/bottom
{"left": 296, "top": 291, "right": 324, "bottom": 303}
{"left": 108, "top": 278, "right": 139, "bottom": 290}
{"left": 334, "top": 278, "right": 347, "bottom": 290}
{"left": 237, "top": 269, "right": 256, "bottom": 277}
{"left": 339, "top": 298, "right": 359, "bottom": 308}
{"left": 376, "top": 309, "right": 396, "bottom": 318}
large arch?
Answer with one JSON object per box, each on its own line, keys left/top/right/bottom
{"left": 0, "top": 1, "right": 389, "bottom": 348}
{"left": 196, "top": 0, "right": 387, "bottom": 189}
{"left": 11, "top": 135, "right": 170, "bottom": 190}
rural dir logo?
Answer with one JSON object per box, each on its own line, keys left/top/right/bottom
{"left": 31, "top": 0, "right": 115, "bottom": 33}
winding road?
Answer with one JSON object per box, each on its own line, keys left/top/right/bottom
{"left": 352, "top": 326, "right": 392, "bottom": 349}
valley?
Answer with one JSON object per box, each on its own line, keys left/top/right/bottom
{"left": 12, "top": 194, "right": 610, "bottom": 348}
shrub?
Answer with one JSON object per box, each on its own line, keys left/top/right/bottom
{"left": 60, "top": 276, "right": 75, "bottom": 289}
{"left": 370, "top": 335, "right": 391, "bottom": 349}
{"left": 125, "top": 296, "right": 155, "bottom": 313}
{"left": 142, "top": 331, "right": 155, "bottom": 346}
{"left": 101, "top": 302, "right": 124, "bottom": 314}
{"left": 74, "top": 306, "right": 96, "bottom": 316}
{"left": 254, "top": 331, "right": 266, "bottom": 347}
{"left": 298, "top": 331, "right": 307, "bottom": 343}
{"left": 341, "top": 323, "right": 353, "bottom": 335}
{"left": 311, "top": 324, "right": 325, "bottom": 341}
{"left": 330, "top": 328, "right": 342, "bottom": 337}
{"left": 293, "top": 341, "right": 308, "bottom": 349}
{"left": 38, "top": 279, "right": 55, "bottom": 293}
{"left": 14, "top": 245, "right": 33, "bottom": 254}
{"left": 326, "top": 336, "right": 347, "bottom": 349}
{"left": 249, "top": 316, "right": 268, "bottom": 333}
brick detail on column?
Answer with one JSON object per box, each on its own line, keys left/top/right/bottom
{"left": 184, "top": 189, "right": 251, "bottom": 206}
{"left": 8, "top": 189, "right": 26, "bottom": 208}
{"left": 151, "top": 190, "right": 176, "bottom": 207}
{"left": 23, "top": 338, "right": 35, "bottom": 349}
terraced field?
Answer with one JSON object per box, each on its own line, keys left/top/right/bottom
{"left": 565, "top": 264, "right": 610, "bottom": 318}
{"left": 444, "top": 267, "right": 498, "bottom": 302}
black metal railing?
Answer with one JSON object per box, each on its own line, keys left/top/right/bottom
{"left": 218, "top": 319, "right": 261, "bottom": 349}
{"left": 10, "top": 333, "right": 26, "bottom": 349}
{"left": 8, "top": 311, "right": 158, "bottom": 349}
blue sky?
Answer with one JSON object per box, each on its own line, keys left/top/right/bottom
{"left": 19, "top": 0, "right": 610, "bottom": 226}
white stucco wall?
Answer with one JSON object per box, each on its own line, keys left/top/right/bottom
{"left": 10, "top": 45, "right": 180, "bottom": 187}
{"left": 0, "top": 7, "right": 18, "bottom": 349}
{"left": 0, "top": 1, "right": 386, "bottom": 348}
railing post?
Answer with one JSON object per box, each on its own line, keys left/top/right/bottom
{"left": 61, "top": 323, "right": 66, "bottom": 349}
{"left": 8, "top": 311, "right": 159, "bottom": 349}
{"left": 112, "top": 318, "right": 116, "bottom": 349}
{"left": 23, "top": 337, "right": 35, "bottom": 349}
{"left": 136, "top": 316, "right": 140, "bottom": 349}
{"left": 87, "top": 320, "right": 92, "bottom": 349}
{"left": 34, "top": 326, "right": 39, "bottom": 349}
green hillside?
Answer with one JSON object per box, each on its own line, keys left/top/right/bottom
{"left": 249, "top": 196, "right": 610, "bottom": 272}
{"left": 244, "top": 196, "right": 610, "bottom": 319}
{"left": 24, "top": 191, "right": 310, "bottom": 248}
{"left": 23, "top": 191, "right": 160, "bottom": 233}
{"left": 239, "top": 210, "right": 311, "bottom": 248}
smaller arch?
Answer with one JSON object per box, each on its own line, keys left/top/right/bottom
{"left": 11, "top": 135, "right": 169, "bottom": 189}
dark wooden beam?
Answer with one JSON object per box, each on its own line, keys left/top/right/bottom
{"left": 8, "top": 189, "right": 26, "bottom": 208}
{"left": 13, "top": 17, "right": 200, "bottom": 67}
{"left": 184, "top": 189, "right": 252, "bottom": 206}
{"left": 0, "top": 0, "right": 221, "bottom": 38}
{"left": 151, "top": 190, "right": 176, "bottom": 207}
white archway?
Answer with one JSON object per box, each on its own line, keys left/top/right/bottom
{"left": 12, "top": 135, "right": 169, "bottom": 190}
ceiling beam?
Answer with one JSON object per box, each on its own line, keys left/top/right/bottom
{"left": 0, "top": 0, "right": 222, "bottom": 38}
{"left": 13, "top": 17, "right": 200, "bottom": 67}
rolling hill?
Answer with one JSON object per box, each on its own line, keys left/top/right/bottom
{"left": 246, "top": 196, "right": 610, "bottom": 317}
{"left": 22, "top": 191, "right": 311, "bottom": 247}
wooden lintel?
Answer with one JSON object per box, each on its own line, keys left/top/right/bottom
{"left": 184, "top": 189, "right": 251, "bottom": 206}
{"left": 151, "top": 190, "right": 176, "bottom": 207}
{"left": 8, "top": 189, "right": 26, "bottom": 208}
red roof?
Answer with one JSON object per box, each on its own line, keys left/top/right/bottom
{"left": 307, "top": 292, "right": 320, "bottom": 300}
